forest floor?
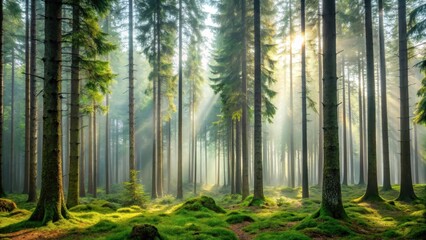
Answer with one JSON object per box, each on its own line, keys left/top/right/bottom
{"left": 0, "top": 184, "right": 425, "bottom": 239}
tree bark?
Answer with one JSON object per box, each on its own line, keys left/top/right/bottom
{"left": 362, "top": 0, "right": 380, "bottom": 201}
{"left": 28, "top": 0, "right": 38, "bottom": 202}
{"left": 0, "top": 0, "right": 4, "bottom": 198}
{"left": 24, "top": 0, "right": 31, "bottom": 195}
{"left": 156, "top": 0, "right": 163, "bottom": 197}
{"left": 252, "top": 0, "right": 264, "bottom": 202}
{"left": 177, "top": 0, "right": 183, "bottom": 199}
{"left": 301, "top": 0, "right": 309, "bottom": 198}
{"left": 129, "top": 0, "right": 136, "bottom": 175}
{"left": 319, "top": 0, "right": 346, "bottom": 219}
{"left": 29, "top": 0, "right": 69, "bottom": 223}
{"left": 288, "top": 0, "right": 295, "bottom": 189}
{"left": 341, "top": 55, "right": 348, "bottom": 186}
{"left": 67, "top": 0, "right": 81, "bottom": 208}
{"left": 358, "top": 50, "right": 365, "bottom": 185}
{"left": 317, "top": 1, "right": 323, "bottom": 189}
{"left": 396, "top": 0, "right": 417, "bottom": 202}
{"left": 241, "top": 0, "right": 249, "bottom": 200}
{"left": 378, "top": 0, "right": 391, "bottom": 191}
{"left": 10, "top": 49, "right": 15, "bottom": 193}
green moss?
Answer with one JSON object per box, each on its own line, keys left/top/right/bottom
{"left": 175, "top": 196, "right": 226, "bottom": 213}
{"left": 383, "top": 229, "right": 401, "bottom": 238}
{"left": 203, "top": 227, "right": 237, "bottom": 239}
{"left": 87, "top": 220, "right": 118, "bottom": 233}
{"left": 243, "top": 220, "right": 283, "bottom": 234}
{"left": 255, "top": 231, "right": 310, "bottom": 240}
{"left": 226, "top": 214, "right": 254, "bottom": 224}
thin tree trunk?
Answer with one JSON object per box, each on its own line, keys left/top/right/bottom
{"left": 252, "top": 0, "right": 264, "bottom": 203}
{"left": 241, "top": 0, "right": 249, "bottom": 200}
{"left": 378, "top": 0, "right": 391, "bottom": 191}
{"left": 88, "top": 112, "right": 93, "bottom": 194}
{"left": 167, "top": 120, "right": 171, "bottom": 193}
{"left": 93, "top": 109, "right": 97, "bottom": 198}
{"left": 358, "top": 50, "right": 365, "bottom": 185}
{"left": 342, "top": 55, "right": 348, "bottom": 186}
{"left": 156, "top": 0, "right": 163, "bottom": 198}
{"left": 28, "top": 0, "right": 38, "bottom": 202}
{"left": 396, "top": 0, "right": 417, "bottom": 202}
{"left": 105, "top": 15, "right": 110, "bottom": 195}
{"left": 177, "top": 0, "right": 183, "bottom": 199}
{"left": 10, "top": 49, "right": 15, "bottom": 193}
{"left": 319, "top": 0, "right": 346, "bottom": 219}
{"left": 0, "top": 0, "right": 4, "bottom": 197}
{"left": 317, "top": 1, "right": 323, "bottom": 189}
{"left": 129, "top": 0, "right": 136, "bottom": 180}
{"left": 289, "top": 0, "right": 295, "bottom": 189}
{"left": 236, "top": 120, "right": 241, "bottom": 194}
{"left": 24, "top": 0, "right": 31, "bottom": 194}
{"left": 79, "top": 116, "right": 85, "bottom": 197}
{"left": 413, "top": 125, "right": 419, "bottom": 184}
{"left": 301, "top": 0, "right": 309, "bottom": 198}
{"left": 348, "top": 68, "right": 354, "bottom": 185}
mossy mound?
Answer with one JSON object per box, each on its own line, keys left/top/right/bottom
{"left": 0, "top": 198, "right": 17, "bottom": 212}
{"left": 175, "top": 196, "right": 226, "bottom": 213}
{"left": 130, "top": 224, "right": 162, "bottom": 240}
{"left": 226, "top": 213, "right": 255, "bottom": 224}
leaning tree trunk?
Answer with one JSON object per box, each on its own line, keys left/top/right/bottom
{"left": 378, "top": 0, "right": 391, "bottom": 191}
{"left": 252, "top": 0, "right": 264, "bottom": 203}
{"left": 29, "top": 0, "right": 69, "bottom": 223}
{"left": 301, "top": 0, "right": 309, "bottom": 198}
{"left": 0, "top": 0, "right": 4, "bottom": 198}
{"left": 67, "top": 0, "right": 81, "bottom": 208}
{"left": 28, "top": 0, "right": 38, "bottom": 202}
{"left": 319, "top": 0, "right": 346, "bottom": 219}
{"left": 362, "top": 0, "right": 380, "bottom": 201}
{"left": 396, "top": 0, "right": 417, "bottom": 202}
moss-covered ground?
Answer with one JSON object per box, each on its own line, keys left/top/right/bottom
{"left": 0, "top": 184, "right": 425, "bottom": 239}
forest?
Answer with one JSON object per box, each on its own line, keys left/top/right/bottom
{"left": 0, "top": 0, "right": 425, "bottom": 239}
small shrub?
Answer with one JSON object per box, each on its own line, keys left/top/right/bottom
{"left": 122, "top": 170, "right": 147, "bottom": 207}
{"left": 159, "top": 194, "right": 175, "bottom": 204}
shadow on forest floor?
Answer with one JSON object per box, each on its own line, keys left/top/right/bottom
{"left": 0, "top": 184, "right": 425, "bottom": 239}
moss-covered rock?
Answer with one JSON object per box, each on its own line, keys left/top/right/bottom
{"left": 175, "top": 196, "right": 226, "bottom": 213}
{"left": 130, "top": 224, "right": 162, "bottom": 240}
{"left": 0, "top": 198, "right": 17, "bottom": 212}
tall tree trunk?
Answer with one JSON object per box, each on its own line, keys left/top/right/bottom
{"left": 358, "top": 51, "right": 365, "bottom": 185}
{"left": 93, "top": 109, "right": 97, "bottom": 198}
{"left": 156, "top": 0, "right": 163, "bottom": 198}
{"left": 0, "top": 0, "right": 4, "bottom": 197}
{"left": 241, "top": 0, "right": 249, "bottom": 200}
{"left": 362, "top": 0, "right": 380, "bottom": 201}
{"left": 236, "top": 120, "right": 241, "bottom": 194}
{"left": 29, "top": 0, "right": 69, "bottom": 223}
{"left": 10, "top": 49, "right": 15, "bottom": 193}
{"left": 79, "top": 116, "right": 85, "bottom": 197}
{"left": 231, "top": 121, "right": 235, "bottom": 194}
{"left": 348, "top": 68, "right": 354, "bottom": 185}
{"left": 396, "top": 0, "right": 417, "bottom": 202}
{"left": 317, "top": 1, "right": 323, "bottom": 189}
{"left": 288, "top": 0, "right": 295, "bottom": 189}
{"left": 319, "top": 0, "right": 346, "bottom": 219}
{"left": 115, "top": 119, "right": 119, "bottom": 183}
{"left": 177, "top": 0, "right": 183, "bottom": 199}
{"left": 151, "top": 29, "right": 157, "bottom": 198}
{"left": 413, "top": 125, "right": 419, "bottom": 184}
{"left": 24, "top": 0, "right": 31, "bottom": 194}
{"left": 129, "top": 0, "right": 136, "bottom": 180}
{"left": 378, "top": 0, "right": 391, "bottom": 191}
{"left": 167, "top": 120, "right": 171, "bottom": 193}
{"left": 88, "top": 112, "right": 94, "bottom": 194}
{"left": 252, "top": 0, "right": 264, "bottom": 203}
{"left": 204, "top": 125, "right": 207, "bottom": 184}
{"left": 342, "top": 55, "right": 348, "bottom": 186}
{"left": 28, "top": 0, "right": 38, "bottom": 202}
{"left": 105, "top": 15, "right": 111, "bottom": 195}
{"left": 301, "top": 0, "right": 309, "bottom": 198}
{"left": 67, "top": 0, "right": 80, "bottom": 208}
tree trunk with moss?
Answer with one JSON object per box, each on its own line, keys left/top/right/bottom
{"left": 29, "top": 0, "right": 69, "bottom": 223}
{"left": 397, "top": 0, "right": 417, "bottom": 202}
{"left": 319, "top": 0, "right": 346, "bottom": 219}
{"left": 252, "top": 0, "right": 264, "bottom": 203}
{"left": 67, "top": 0, "right": 80, "bottom": 208}
{"left": 361, "top": 0, "right": 380, "bottom": 201}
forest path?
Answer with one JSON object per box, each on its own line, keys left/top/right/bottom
{"left": 0, "top": 229, "right": 67, "bottom": 240}
{"left": 229, "top": 221, "right": 253, "bottom": 240}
